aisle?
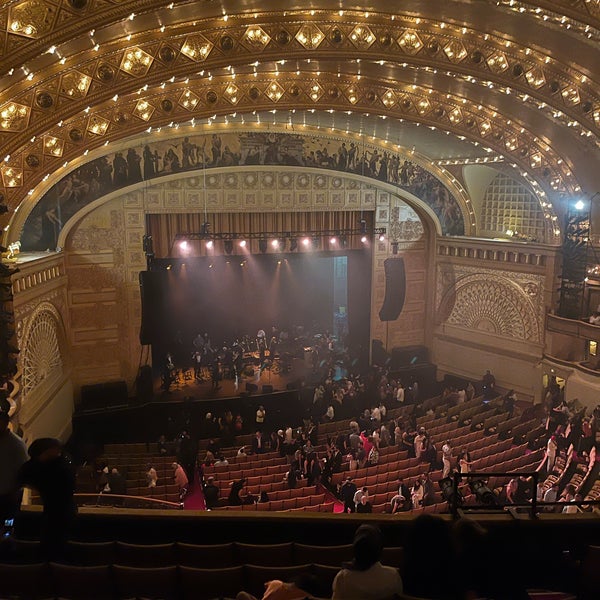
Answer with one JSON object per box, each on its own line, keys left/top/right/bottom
{"left": 183, "top": 470, "right": 206, "bottom": 510}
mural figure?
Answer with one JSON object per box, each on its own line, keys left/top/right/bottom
{"left": 21, "top": 131, "right": 465, "bottom": 250}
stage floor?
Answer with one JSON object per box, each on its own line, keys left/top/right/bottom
{"left": 154, "top": 357, "right": 311, "bottom": 402}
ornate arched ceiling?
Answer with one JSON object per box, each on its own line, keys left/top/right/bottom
{"left": 0, "top": 0, "right": 598, "bottom": 243}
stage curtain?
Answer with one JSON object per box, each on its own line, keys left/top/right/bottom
{"left": 147, "top": 211, "right": 373, "bottom": 258}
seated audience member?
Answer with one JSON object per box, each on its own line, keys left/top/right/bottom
{"left": 332, "top": 524, "right": 403, "bottom": 599}
{"left": 589, "top": 311, "right": 600, "bottom": 325}
{"left": 356, "top": 495, "right": 372, "bottom": 513}
{"left": 146, "top": 464, "right": 158, "bottom": 488}
{"left": 236, "top": 573, "right": 323, "bottom": 600}
{"left": 203, "top": 476, "right": 219, "bottom": 509}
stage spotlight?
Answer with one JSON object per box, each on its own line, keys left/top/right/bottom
{"left": 302, "top": 237, "right": 311, "bottom": 247}
{"left": 378, "top": 233, "right": 386, "bottom": 242}
{"left": 259, "top": 239, "right": 268, "bottom": 253}
{"left": 166, "top": 264, "right": 172, "bottom": 270}
{"left": 330, "top": 237, "right": 337, "bottom": 245}
{"left": 439, "top": 476, "right": 463, "bottom": 509}
{"left": 239, "top": 239, "right": 247, "bottom": 248}
{"left": 179, "top": 240, "right": 188, "bottom": 251}
{"left": 290, "top": 238, "right": 298, "bottom": 251}
{"left": 469, "top": 480, "right": 499, "bottom": 506}
{"left": 361, "top": 235, "right": 368, "bottom": 244}
{"left": 271, "top": 239, "right": 280, "bottom": 249}
{"left": 277, "top": 260, "right": 282, "bottom": 265}
{"left": 224, "top": 240, "right": 233, "bottom": 255}
{"left": 240, "top": 260, "right": 246, "bottom": 267}
{"left": 574, "top": 200, "right": 585, "bottom": 210}
{"left": 208, "top": 264, "right": 213, "bottom": 269}
{"left": 206, "top": 240, "right": 214, "bottom": 249}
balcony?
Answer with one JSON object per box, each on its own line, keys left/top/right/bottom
{"left": 546, "top": 312, "right": 600, "bottom": 340}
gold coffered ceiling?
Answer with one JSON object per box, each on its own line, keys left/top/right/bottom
{"left": 0, "top": 0, "right": 598, "bottom": 238}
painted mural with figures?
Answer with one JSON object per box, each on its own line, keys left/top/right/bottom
{"left": 21, "top": 131, "right": 464, "bottom": 250}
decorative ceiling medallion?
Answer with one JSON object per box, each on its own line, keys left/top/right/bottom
{"left": 87, "top": 115, "right": 109, "bottom": 136}
{"left": 180, "top": 35, "right": 213, "bottom": 62}
{"left": 60, "top": 71, "right": 92, "bottom": 98}
{"left": 349, "top": 25, "right": 376, "bottom": 49}
{"left": 0, "top": 102, "right": 30, "bottom": 131}
{"left": 381, "top": 89, "right": 397, "bottom": 108}
{"left": 133, "top": 99, "right": 155, "bottom": 121}
{"left": 179, "top": 89, "right": 200, "bottom": 110}
{"left": 295, "top": 23, "right": 324, "bottom": 49}
{"left": 416, "top": 98, "right": 431, "bottom": 115}
{"left": 478, "top": 120, "right": 492, "bottom": 136}
{"left": 530, "top": 153, "right": 542, "bottom": 168}
{"left": 525, "top": 67, "right": 545, "bottom": 89}
{"left": 308, "top": 81, "right": 324, "bottom": 102}
{"left": 487, "top": 52, "right": 509, "bottom": 73}
{"left": 243, "top": 25, "right": 271, "bottom": 49}
{"left": 43, "top": 135, "right": 64, "bottom": 157}
{"left": 8, "top": 0, "right": 52, "bottom": 38}
{"left": 561, "top": 86, "right": 580, "bottom": 105}
{"left": 448, "top": 107, "right": 463, "bottom": 124}
{"left": 397, "top": 29, "right": 423, "bottom": 54}
{"left": 265, "top": 81, "right": 284, "bottom": 102}
{"left": 120, "top": 47, "right": 154, "bottom": 76}
{"left": 345, "top": 85, "right": 360, "bottom": 104}
{"left": 443, "top": 40, "right": 468, "bottom": 62}
{"left": 224, "top": 83, "right": 240, "bottom": 104}
{"left": 1, "top": 166, "right": 23, "bottom": 187}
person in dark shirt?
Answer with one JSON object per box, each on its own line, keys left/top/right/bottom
{"left": 228, "top": 478, "right": 246, "bottom": 506}
{"left": 340, "top": 477, "right": 358, "bottom": 513}
{"left": 106, "top": 468, "right": 127, "bottom": 496}
{"left": 18, "top": 438, "right": 76, "bottom": 559}
{"left": 203, "top": 476, "right": 219, "bottom": 509}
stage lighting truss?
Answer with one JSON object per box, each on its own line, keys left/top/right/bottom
{"left": 171, "top": 226, "right": 385, "bottom": 257}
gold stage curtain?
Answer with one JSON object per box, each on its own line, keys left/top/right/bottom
{"left": 147, "top": 211, "right": 373, "bottom": 258}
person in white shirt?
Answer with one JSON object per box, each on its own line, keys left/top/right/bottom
{"left": 561, "top": 484, "right": 579, "bottom": 513}
{"left": 543, "top": 483, "right": 559, "bottom": 512}
{"left": 353, "top": 486, "right": 369, "bottom": 510}
{"left": 255, "top": 405, "right": 265, "bottom": 426}
{"left": 371, "top": 406, "right": 381, "bottom": 423}
{"left": 546, "top": 435, "right": 558, "bottom": 471}
{"left": 332, "top": 524, "right": 403, "bottom": 600}
{"left": 442, "top": 440, "right": 453, "bottom": 479}
{"left": 396, "top": 384, "right": 405, "bottom": 403}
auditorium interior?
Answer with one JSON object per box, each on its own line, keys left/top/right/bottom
{"left": 1, "top": 1, "right": 600, "bottom": 599}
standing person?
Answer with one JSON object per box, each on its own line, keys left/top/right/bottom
{"left": 18, "top": 438, "right": 77, "bottom": 560}
{"left": 0, "top": 411, "right": 28, "bottom": 526}
{"left": 172, "top": 462, "right": 189, "bottom": 498}
{"left": 442, "top": 440, "right": 453, "bottom": 479}
{"left": 146, "top": 464, "right": 158, "bottom": 488}
{"left": 203, "top": 476, "right": 219, "bottom": 510}
{"left": 546, "top": 435, "right": 558, "bottom": 472}
{"left": 458, "top": 450, "right": 472, "bottom": 474}
{"left": 255, "top": 405, "right": 266, "bottom": 428}
{"left": 340, "top": 477, "right": 357, "bottom": 513}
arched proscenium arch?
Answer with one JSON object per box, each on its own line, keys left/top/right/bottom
{"left": 12, "top": 125, "right": 466, "bottom": 249}
{"left": 0, "top": 3, "right": 595, "bottom": 241}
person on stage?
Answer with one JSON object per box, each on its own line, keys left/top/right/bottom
{"left": 211, "top": 360, "right": 222, "bottom": 391}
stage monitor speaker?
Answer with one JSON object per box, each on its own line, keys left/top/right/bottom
{"left": 136, "top": 365, "right": 153, "bottom": 404}
{"left": 379, "top": 258, "right": 406, "bottom": 322}
{"left": 246, "top": 383, "right": 258, "bottom": 393}
{"left": 390, "top": 345, "right": 429, "bottom": 369}
{"left": 262, "top": 385, "right": 273, "bottom": 394}
{"left": 80, "top": 380, "right": 128, "bottom": 412}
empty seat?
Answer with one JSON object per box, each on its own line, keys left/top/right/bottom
{"left": 115, "top": 541, "right": 175, "bottom": 567}
{"left": 294, "top": 544, "right": 353, "bottom": 566}
{"left": 64, "top": 541, "right": 115, "bottom": 566}
{"left": 176, "top": 542, "right": 236, "bottom": 568}
{"left": 0, "top": 538, "right": 41, "bottom": 564}
{"left": 0, "top": 562, "right": 49, "bottom": 599}
{"left": 311, "top": 562, "right": 341, "bottom": 595}
{"left": 236, "top": 542, "right": 294, "bottom": 566}
{"left": 179, "top": 565, "right": 245, "bottom": 600}
{"left": 113, "top": 564, "right": 178, "bottom": 599}
{"left": 50, "top": 562, "right": 114, "bottom": 600}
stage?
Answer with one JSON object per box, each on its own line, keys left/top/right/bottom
{"left": 154, "top": 354, "right": 312, "bottom": 402}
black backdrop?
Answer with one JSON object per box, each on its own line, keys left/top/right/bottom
{"left": 140, "top": 249, "right": 371, "bottom": 358}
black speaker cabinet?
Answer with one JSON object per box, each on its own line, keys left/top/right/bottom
{"left": 262, "top": 385, "right": 273, "bottom": 394}
{"left": 390, "top": 345, "right": 429, "bottom": 369}
{"left": 245, "top": 383, "right": 258, "bottom": 393}
{"left": 136, "top": 365, "right": 153, "bottom": 404}
{"left": 379, "top": 258, "right": 406, "bottom": 322}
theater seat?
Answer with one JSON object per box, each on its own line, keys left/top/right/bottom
{"left": 113, "top": 565, "right": 178, "bottom": 600}
{"left": 0, "top": 562, "right": 49, "bottom": 599}
{"left": 50, "top": 562, "right": 114, "bottom": 600}
{"left": 236, "top": 542, "right": 293, "bottom": 566}
{"left": 244, "top": 563, "right": 312, "bottom": 598}
{"left": 115, "top": 542, "right": 176, "bottom": 567}
{"left": 176, "top": 542, "right": 236, "bottom": 568}
{"left": 311, "top": 563, "right": 341, "bottom": 594}
{"left": 294, "top": 544, "right": 353, "bottom": 566}
{"left": 179, "top": 565, "right": 244, "bottom": 600}
{"left": 1, "top": 539, "right": 42, "bottom": 564}
{"left": 64, "top": 541, "right": 115, "bottom": 566}
{"left": 381, "top": 547, "right": 404, "bottom": 570}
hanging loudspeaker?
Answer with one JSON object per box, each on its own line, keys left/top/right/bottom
{"left": 378, "top": 257, "right": 406, "bottom": 322}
